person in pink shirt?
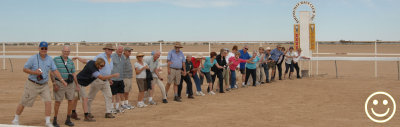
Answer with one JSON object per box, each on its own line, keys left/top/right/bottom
{"left": 228, "top": 52, "right": 252, "bottom": 89}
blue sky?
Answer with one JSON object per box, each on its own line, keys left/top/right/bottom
{"left": 0, "top": 0, "right": 399, "bottom": 42}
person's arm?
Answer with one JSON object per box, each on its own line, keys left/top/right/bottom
{"left": 72, "top": 57, "right": 89, "bottom": 64}
{"left": 182, "top": 62, "right": 186, "bottom": 76}
{"left": 155, "top": 67, "right": 163, "bottom": 80}
{"left": 215, "top": 63, "right": 223, "bottom": 69}
{"left": 51, "top": 70, "right": 68, "bottom": 87}
{"left": 72, "top": 73, "right": 80, "bottom": 91}
{"left": 97, "top": 73, "right": 120, "bottom": 80}
{"left": 135, "top": 65, "right": 148, "bottom": 75}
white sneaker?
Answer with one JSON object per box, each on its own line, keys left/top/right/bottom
{"left": 142, "top": 103, "right": 148, "bottom": 107}
{"left": 186, "top": 94, "right": 189, "bottom": 97}
{"left": 137, "top": 103, "right": 145, "bottom": 108}
{"left": 208, "top": 91, "right": 216, "bottom": 95}
{"left": 12, "top": 120, "right": 19, "bottom": 125}
{"left": 126, "top": 104, "right": 135, "bottom": 109}
{"left": 199, "top": 91, "right": 205, "bottom": 96}
{"left": 121, "top": 104, "right": 129, "bottom": 110}
{"left": 234, "top": 85, "right": 238, "bottom": 89}
{"left": 149, "top": 100, "right": 157, "bottom": 105}
{"left": 45, "top": 123, "right": 54, "bottom": 127}
{"left": 111, "top": 108, "right": 118, "bottom": 114}
{"left": 196, "top": 91, "right": 201, "bottom": 96}
{"left": 118, "top": 108, "right": 125, "bottom": 113}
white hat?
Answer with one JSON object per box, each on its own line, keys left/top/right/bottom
{"left": 266, "top": 47, "right": 271, "bottom": 50}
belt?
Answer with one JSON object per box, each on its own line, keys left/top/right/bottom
{"left": 28, "top": 79, "right": 46, "bottom": 85}
{"left": 170, "top": 68, "right": 181, "bottom": 70}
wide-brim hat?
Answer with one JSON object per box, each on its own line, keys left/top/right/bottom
{"left": 266, "top": 47, "right": 271, "bottom": 50}
{"left": 136, "top": 52, "right": 145, "bottom": 57}
{"left": 103, "top": 44, "right": 116, "bottom": 50}
{"left": 174, "top": 42, "right": 183, "bottom": 48}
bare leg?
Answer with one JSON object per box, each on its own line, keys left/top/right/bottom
{"left": 15, "top": 104, "right": 25, "bottom": 115}
{"left": 54, "top": 101, "right": 61, "bottom": 117}
{"left": 45, "top": 101, "right": 52, "bottom": 117}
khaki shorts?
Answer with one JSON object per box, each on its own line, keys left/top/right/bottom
{"left": 268, "top": 62, "right": 277, "bottom": 70}
{"left": 168, "top": 68, "right": 181, "bottom": 85}
{"left": 74, "top": 85, "right": 88, "bottom": 99}
{"left": 136, "top": 78, "right": 148, "bottom": 92}
{"left": 20, "top": 80, "right": 51, "bottom": 107}
{"left": 123, "top": 78, "right": 132, "bottom": 93}
{"left": 54, "top": 81, "right": 75, "bottom": 101}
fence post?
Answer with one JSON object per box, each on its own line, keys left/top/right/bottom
{"left": 2, "top": 42, "right": 5, "bottom": 70}
{"left": 374, "top": 40, "right": 377, "bottom": 78}
{"left": 335, "top": 60, "right": 338, "bottom": 79}
{"left": 316, "top": 41, "right": 319, "bottom": 75}
{"left": 397, "top": 61, "right": 399, "bottom": 80}
{"left": 208, "top": 42, "right": 211, "bottom": 54}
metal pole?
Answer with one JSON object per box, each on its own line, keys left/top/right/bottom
{"left": 208, "top": 42, "right": 211, "bottom": 54}
{"left": 375, "top": 40, "right": 377, "bottom": 78}
{"left": 76, "top": 43, "right": 79, "bottom": 70}
{"left": 2, "top": 42, "right": 5, "bottom": 70}
{"left": 335, "top": 60, "right": 338, "bottom": 79}
{"left": 316, "top": 41, "right": 319, "bottom": 75}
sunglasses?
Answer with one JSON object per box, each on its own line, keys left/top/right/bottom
{"left": 244, "top": 48, "right": 248, "bottom": 50}
{"left": 40, "top": 47, "right": 48, "bottom": 50}
{"left": 99, "top": 64, "right": 105, "bottom": 67}
{"left": 137, "top": 56, "right": 144, "bottom": 57}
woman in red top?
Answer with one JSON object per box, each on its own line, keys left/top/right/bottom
{"left": 191, "top": 55, "right": 205, "bottom": 96}
{"left": 228, "top": 52, "right": 253, "bottom": 89}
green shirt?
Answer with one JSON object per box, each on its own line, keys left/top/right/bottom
{"left": 53, "top": 56, "right": 76, "bottom": 80}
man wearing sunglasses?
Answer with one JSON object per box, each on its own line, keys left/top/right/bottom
{"left": 74, "top": 43, "right": 117, "bottom": 119}
{"left": 238, "top": 45, "right": 250, "bottom": 87}
{"left": 12, "top": 41, "right": 67, "bottom": 127}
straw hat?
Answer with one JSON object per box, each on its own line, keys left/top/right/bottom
{"left": 136, "top": 52, "right": 145, "bottom": 57}
{"left": 174, "top": 42, "right": 183, "bottom": 48}
{"left": 103, "top": 44, "right": 116, "bottom": 50}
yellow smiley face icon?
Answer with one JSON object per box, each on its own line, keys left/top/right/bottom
{"left": 365, "top": 92, "right": 396, "bottom": 123}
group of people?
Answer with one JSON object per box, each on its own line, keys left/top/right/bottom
{"left": 11, "top": 41, "right": 308, "bottom": 127}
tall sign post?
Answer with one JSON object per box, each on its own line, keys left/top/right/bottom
{"left": 293, "top": 1, "right": 316, "bottom": 77}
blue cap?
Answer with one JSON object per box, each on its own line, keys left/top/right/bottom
{"left": 39, "top": 41, "right": 48, "bottom": 47}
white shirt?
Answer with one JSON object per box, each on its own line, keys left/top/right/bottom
{"left": 293, "top": 52, "right": 301, "bottom": 63}
{"left": 134, "top": 62, "right": 148, "bottom": 78}
{"left": 285, "top": 51, "right": 296, "bottom": 64}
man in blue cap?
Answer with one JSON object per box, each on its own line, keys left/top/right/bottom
{"left": 12, "top": 41, "right": 67, "bottom": 127}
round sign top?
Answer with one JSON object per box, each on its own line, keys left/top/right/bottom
{"left": 293, "top": 1, "right": 316, "bottom": 23}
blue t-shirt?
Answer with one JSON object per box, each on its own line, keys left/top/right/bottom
{"left": 24, "top": 54, "right": 57, "bottom": 84}
{"left": 245, "top": 56, "right": 260, "bottom": 69}
{"left": 94, "top": 53, "right": 113, "bottom": 76}
{"left": 239, "top": 50, "right": 250, "bottom": 69}
{"left": 167, "top": 49, "right": 185, "bottom": 69}
{"left": 201, "top": 57, "right": 217, "bottom": 73}
{"left": 270, "top": 48, "right": 284, "bottom": 61}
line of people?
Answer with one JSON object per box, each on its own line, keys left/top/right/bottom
{"left": 11, "top": 41, "right": 308, "bottom": 127}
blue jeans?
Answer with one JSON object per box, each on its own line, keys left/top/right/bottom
{"left": 263, "top": 64, "right": 270, "bottom": 82}
{"left": 230, "top": 70, "right": 236, "bottom": 88}
{"left": 192, "top": 73, "right": 202, "bottom": 92}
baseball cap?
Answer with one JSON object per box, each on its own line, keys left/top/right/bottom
{"left": 124, "top": 47, "right": 133, "bottom": 51}
{"left": 39, "top": 41, "right": 48, "bottom": 47}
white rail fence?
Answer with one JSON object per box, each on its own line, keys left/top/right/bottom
{"left": 2, "top": 41, "right": 400, "bottom": 80}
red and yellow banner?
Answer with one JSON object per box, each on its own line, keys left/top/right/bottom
{"left": 293, "top": 24, "right": 300, "bottom": 50}
{"left": 309, "top": 24, "right": 316, "bottom": 50}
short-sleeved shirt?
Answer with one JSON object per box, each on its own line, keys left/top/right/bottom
{"left": 285, "top": 51, "right": 296, "bottom": 64}
{"left": 122, "top": 55, "right": 133, "bottom": 79}
{"left": 293, "top": 52, "right": 302, "bottom": 63}
{"left": 245, "top": 56, "right": 260, "bottom": 69}
{"left": 270, "top": 48, "right": 284, "bottom": 61}
{"left": 238, "top": 50, "right": 250, "bottom": 69}
{"left": 183, "top": 60, "right": 193, "bottom": 73}
{"left": 201, "top": 57, "right": 217, "bottom": 73}
{"left": 167, "top": 49, "right": 185, "bottom": 69}
{"left": 143, "top": 56, "right": 159, "bottom": 78}
{"left": 191, "top": 57, "right": 201, "bottom": 75}
{"left": 77, "top": 60, "right": 100, "bottom": 86}
{"left": 212, "top": 54, "right": 226, "bottom": 72}
{"left": 94, "top": 53, "right": 113, "bottom": 76}
{"left": 53, "top": 56, "right": 75, "bottom": 80}
{"left": 228, "top": 57, "right": 247, "bottom": 71}
{"left": 134, "top": 62, "right": 148, "bottom": 79}
{"left": 111, "top": 53, "right": 124, "bottom": 81}
{"left": 24, "top": 54, "right": 57, "bottom": 84}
